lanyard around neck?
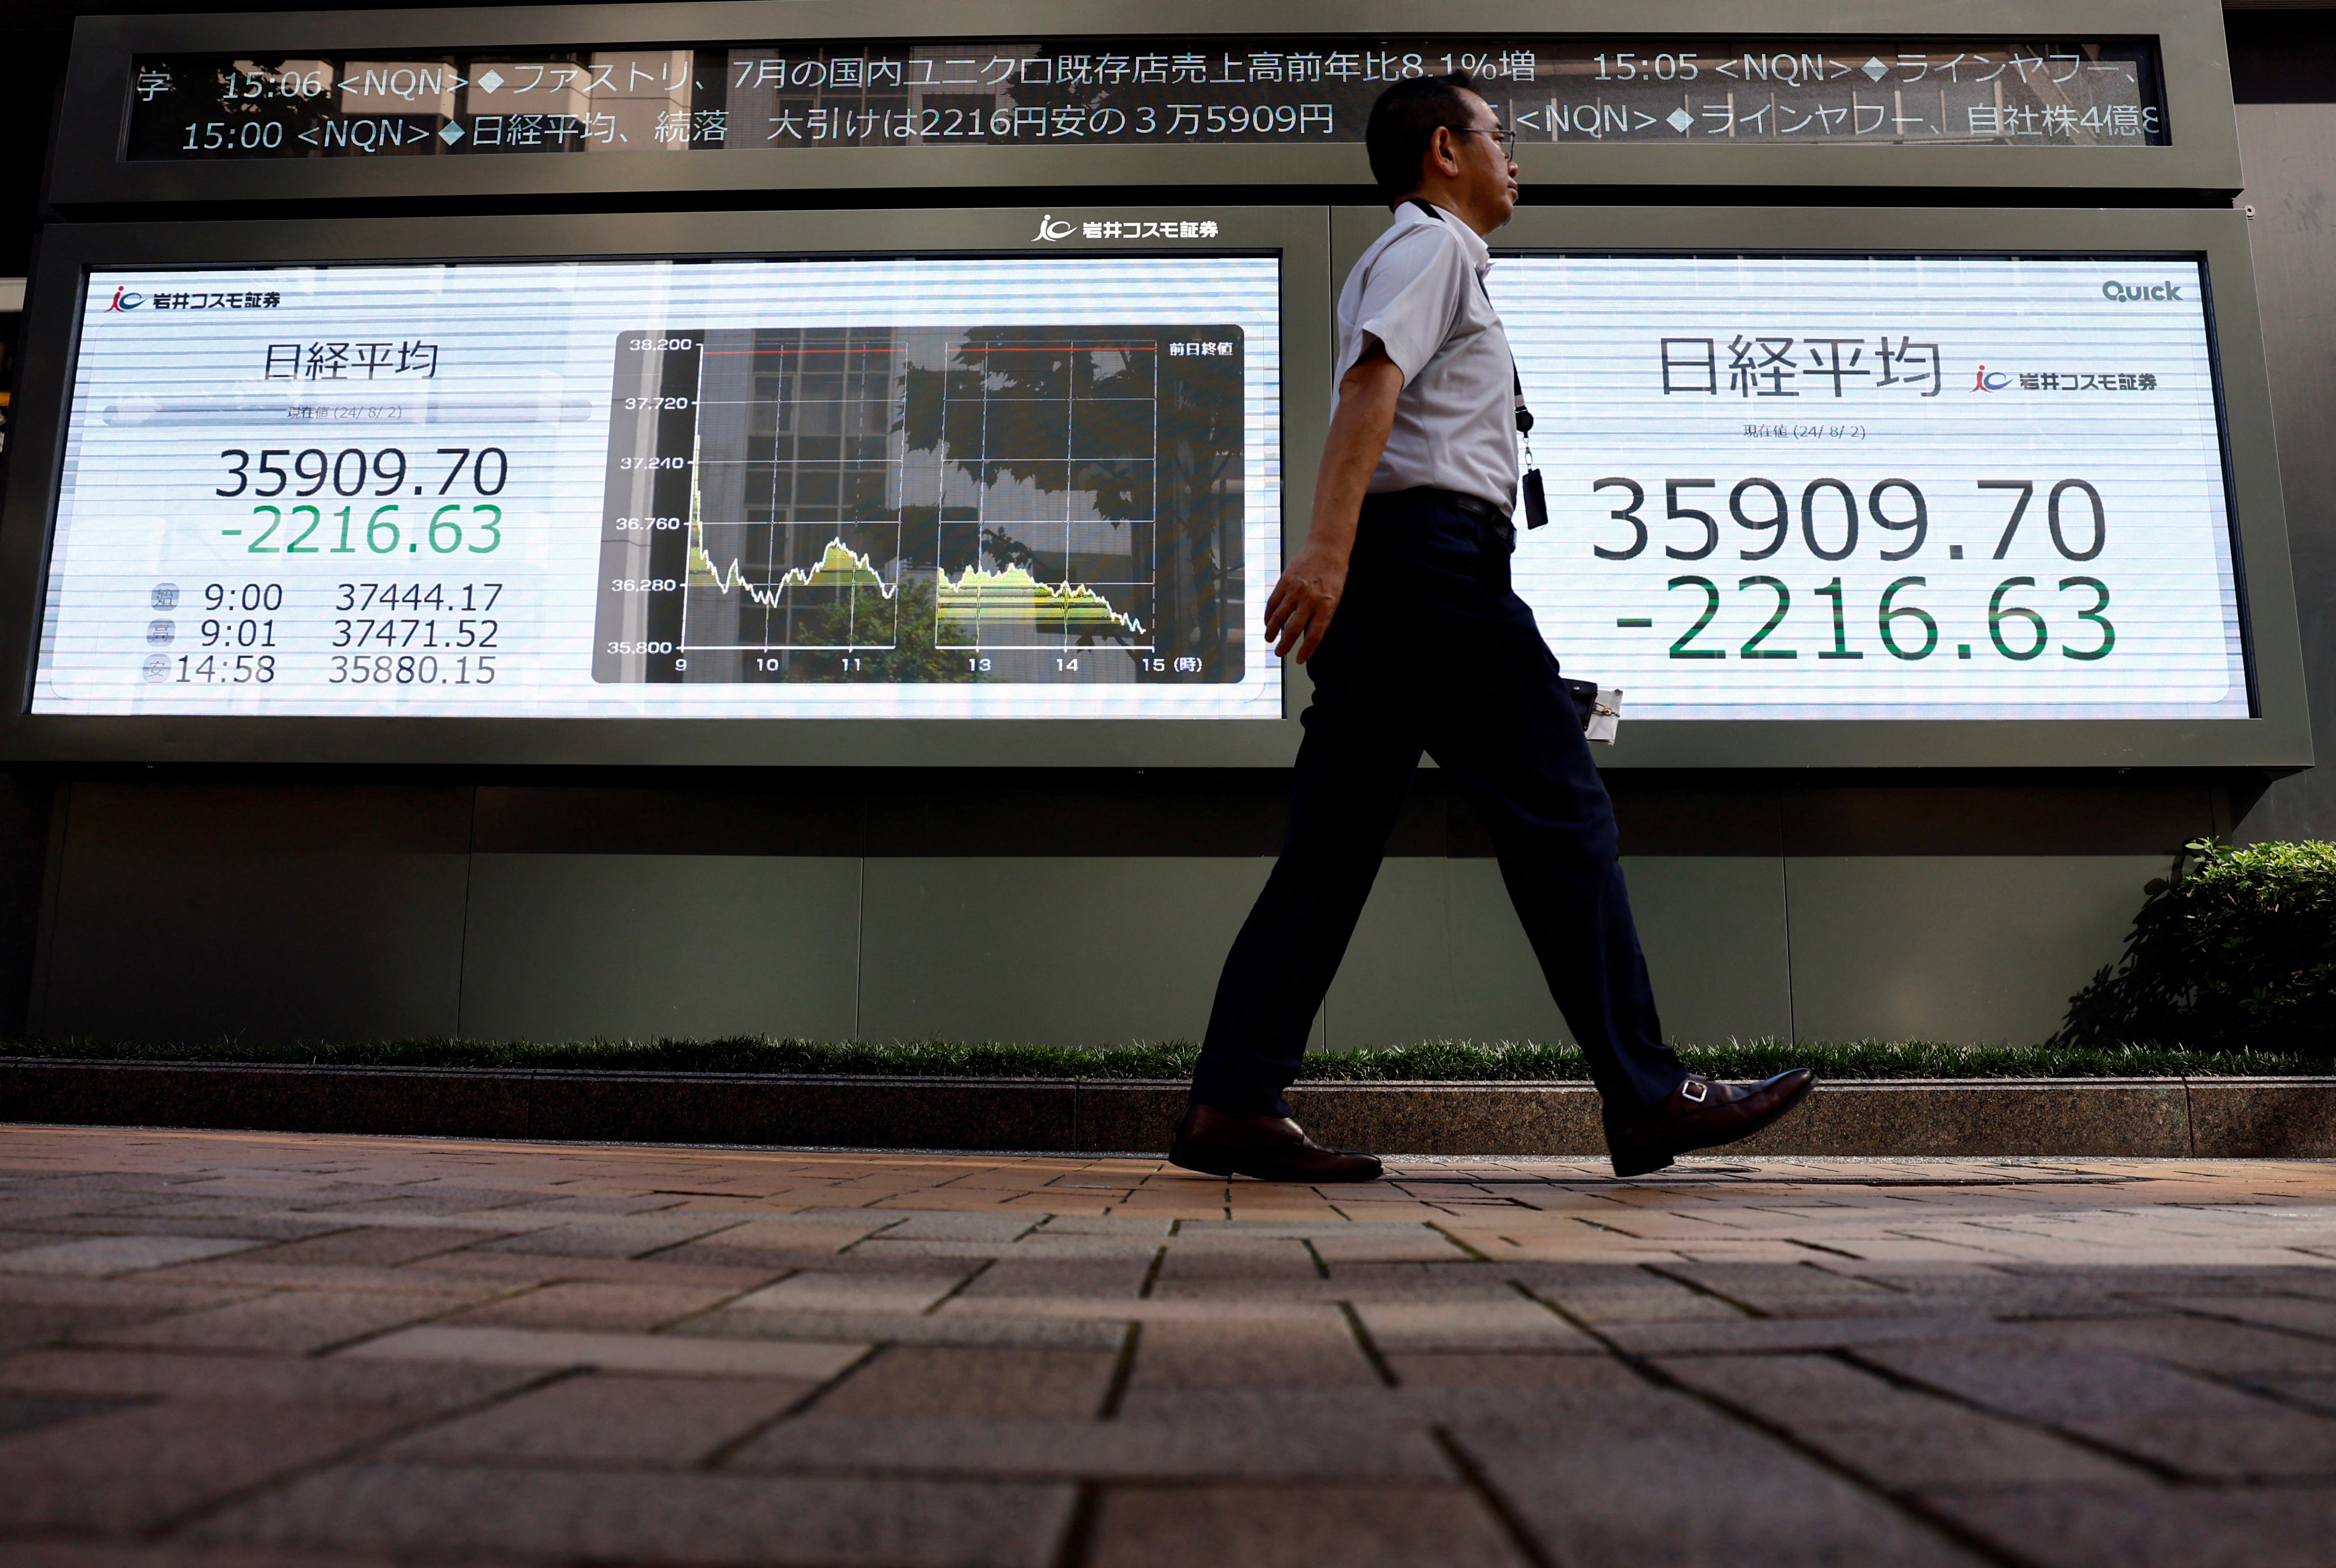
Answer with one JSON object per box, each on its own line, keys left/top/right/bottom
{"left": 1405, "top": 198, "right": 1534, "bottom": 437}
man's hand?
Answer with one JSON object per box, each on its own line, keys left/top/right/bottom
{"left": 1264, "top": 540, "right": 1348, "bottom": 663}
{"left": 1271, "top": 345, "right": 1403, "bottom": 663}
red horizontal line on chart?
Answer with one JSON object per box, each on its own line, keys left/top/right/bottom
{"left": 696, "top": 344, "right": 1161, "bottom": 356}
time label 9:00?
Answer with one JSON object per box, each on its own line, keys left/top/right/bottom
{"left": 215, "top": 447, "right": 507, "bottom": 499}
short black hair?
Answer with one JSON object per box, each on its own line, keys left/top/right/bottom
{"left": 1364, "top": 72, "right": 1484, "bottom": 201}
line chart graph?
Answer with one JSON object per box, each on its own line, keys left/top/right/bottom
{"left": 596, "top": 320, "right": 1246, "bottom": 685}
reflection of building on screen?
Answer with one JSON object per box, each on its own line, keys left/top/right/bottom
{"left": 641, "top": 324, "right": 1244, "bottom": 684}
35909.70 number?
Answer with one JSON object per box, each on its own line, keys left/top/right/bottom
{"left": 216, "top": 446, "right": 506, "bottom": 499}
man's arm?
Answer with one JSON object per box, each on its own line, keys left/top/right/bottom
{"left": 1264, "top": 342, "right": 1403, "bottom": 662}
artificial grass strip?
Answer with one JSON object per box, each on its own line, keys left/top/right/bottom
{"left": 1, "top": 1036, "right": 2323, "bottom": 1080}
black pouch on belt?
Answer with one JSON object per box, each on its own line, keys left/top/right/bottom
{"left": 1561, "top": 677, "right": 1598, "bottom": 730}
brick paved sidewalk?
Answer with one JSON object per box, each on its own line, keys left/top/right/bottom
{"left": 1, "top": 1128, "right": 2334, "bottom": 1567}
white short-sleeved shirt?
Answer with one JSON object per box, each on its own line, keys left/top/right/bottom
{"left": 1336, "top": 199, "right": 1520, "bottom": 512}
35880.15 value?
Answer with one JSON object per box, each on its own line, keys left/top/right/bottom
{"left": 328, "top": 655, "right": 496, "bottom": 685}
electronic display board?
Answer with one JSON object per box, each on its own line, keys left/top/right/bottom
{"left": 122, "top": 36, "right": 2162, "bottom": 159}
{"left": 1494, "top": 253, "right": 2247, "bottom": 720}
{"left": 32, "top": 254, "right": 1280, "bottom": 720}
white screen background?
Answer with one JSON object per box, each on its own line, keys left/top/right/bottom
{"left": 1495, "top": 255, "right": 2248, "bottom": 720}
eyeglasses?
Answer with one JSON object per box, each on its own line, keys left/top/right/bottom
{"left": 1455, "top": 126, "right": 1518, "bottom": 157}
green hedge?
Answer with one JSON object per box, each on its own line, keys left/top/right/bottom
{"left": 2054, "top": 838, "right": 2336, "bottom": 1054}
{"left": 2, "top": 1035, "right": 2319, "bottom": 1080}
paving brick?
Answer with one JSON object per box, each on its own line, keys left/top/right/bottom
{"left": 20, "top": 1214, "right": 354, "bottom": 1243}
{"left": 1922, "top": 1484, "right": 2336, "bottom": 1568}
{"left": 1601, "top": 1312, "right": 2014, "bottom": 1356}
{"left": 2008, "top": 1314, "right": 2336, "bottom": 1376}
{"left": 2156, "top": 1295, "right": 2336, "bottom": 1338}
{"left": 728, "top": 1416, "right": 1454, "bottom": 1480}
{"left": 0, "top": 1346, "right": 535, "bottom": 1409}
{"left": 1034, "top": 1215, "right": 1175, "bottom": 1236}
{"left": 295, "top": 1190, "right": 548, "bottom": 1217}
{"left": 809, "top": 1345, "right": 1119, "bottom": 1420}
{"left": 1151, "top": 1238, "right": 1323, "bottom": 1284}
{"left": 403, "top": 1250, "right": 779, "bottom": 1290}
{"left": 1509, "top": 1264, "right": 1753, "bottom": 1325}
{"left": 384, "top": 1371, "right": 808, "bottom": 1464}
{"left": 955, "top": 1255, "right": 1155, "bottom": 1301}
{"left": 232, "top": 1226, "right": 509, "bottom": 1267}
{"left": 1659, "top": 1354, "right": 2152, "bottom": 1488}
{"left": 0, "top": 1399, "right": 413, "bottom": 1534}
{"left": 1860, "top": 1341, "right": 2336, "bottom": 1478}
{"left": 683, "top": 1306, "right": 1127, "bottom": 1351}
{"left": 0, "top": 1235, "right": 268, "bottom": 1276}
{"left": 191, "top": 1461, "right": 1076, "bottom": 1566}
{"left": 1310, "top": 1229, "right": 1476, "bottom": 1263}
{"left": 443, "top": 1281, "right": 739, "bottom": 1332}
{"left": 474, "top": 1217, "right": 746, "bottom": 1260}
{"left": 1386, "top": 1352, "right": 1645, "bottom": 1391}
{"left": 1126, "top": 1311, "right": 1381, "bottom": 1392}
{"left": 1353, "top": 1295, "right": 1601, "bottom": 1352}
{"left": 0, "top": 1541, "right": 395, "bottom": 1568}
{"left": 82, "top": 1289, "right": 467, "bottom": 1354}
{"left": 1449, "top": 1395, "right": 1984, "bottom": 1567}
{"left": 342, "top": 1324, "right": 866, "bottom": 1379}
{"left": 728, "top": 1268, "right": 976, "bottom": 1314}
{"left": 1085, "top": 1483, "right": 1528, "bottom": 1568}
{"left": 876, "top": 1212, "right": 1044, "bottom": 1241}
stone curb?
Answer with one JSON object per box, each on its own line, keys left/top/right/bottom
{"left": 4, "top": 1058, "right": 2334, "bottom": 1157}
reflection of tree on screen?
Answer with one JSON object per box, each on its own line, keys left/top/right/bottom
{"left": 893, "top": 329, "right": 1242, "bottom": 673}
{"left": 787, "top": 577, "right": 976, "bottom": 683}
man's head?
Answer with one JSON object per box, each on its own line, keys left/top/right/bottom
{"left": 1364, "top": 72, "right": 1518, "bottom": 234}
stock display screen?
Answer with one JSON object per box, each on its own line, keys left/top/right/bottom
{"left": 35, "top": 254, "right": 1280, "bottom": 720}
{"left": 1496, "top": 254, "right": 2248, "bottom": 720}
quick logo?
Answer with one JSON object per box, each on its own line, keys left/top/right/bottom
{"left": 2101, "top": 280, "right": 2184, "bottom": 302}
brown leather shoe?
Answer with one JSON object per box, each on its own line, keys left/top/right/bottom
{"left": 1606, "top": 1069, "right": 1818, "bottom": 1178}
{"left": 1168, "top": 1103, "right": 1384, "bottom": 1183}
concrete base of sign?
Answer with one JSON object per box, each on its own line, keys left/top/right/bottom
{"left": 5, "top": 1058, "right": 2334, "bottom": 1159}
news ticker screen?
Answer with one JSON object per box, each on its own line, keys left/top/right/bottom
{"left": 33, "top": 249, "right": 2245, "bottom": 724}
{"left": 1494, "top": 254, "right": 2247, "bottom": 720}
{"left": 34, "top": 255, "right": 1281, "bottom": 719}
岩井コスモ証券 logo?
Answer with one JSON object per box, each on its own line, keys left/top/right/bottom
{"left": 1973, "top": 364, "right": 2160, "bottom": 393}
{"left": 1032, "top": 213, "right": 1223, "bottom": 242}
{"left": 102, "top": 286, "right": 282, "bottom": 314}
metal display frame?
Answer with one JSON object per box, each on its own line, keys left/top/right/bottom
{"left": 48, "top": 0, "right": 2242, "bottom": 209}
{"left": 0, "top": 203, "right": 1333, "bottom": 768}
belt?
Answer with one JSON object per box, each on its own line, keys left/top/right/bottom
{"left": 1383, "top": 486, "right": 1512, "bottom": 529}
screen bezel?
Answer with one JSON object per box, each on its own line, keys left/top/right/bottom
{"left": 0, "top": 204, "right": 1331, "bottom": 768}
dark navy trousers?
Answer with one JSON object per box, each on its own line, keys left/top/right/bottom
{"left": 1189, "top": 490, "right": 1687, "bottom": 1127}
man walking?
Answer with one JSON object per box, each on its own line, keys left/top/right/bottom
{"left": 1169, "top": 74, "right": 1816, "bottom": 1182}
